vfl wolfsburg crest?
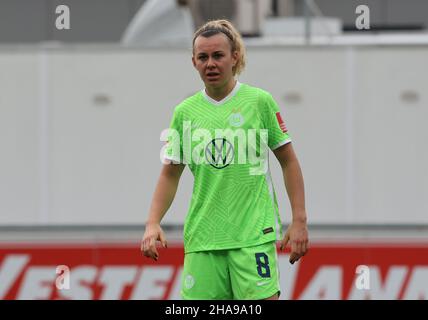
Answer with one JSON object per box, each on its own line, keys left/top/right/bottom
{"left": 205, "top": 138, "right": 234, "bottom": 169}
{"left": 229, "top": 108, "right": 244, "bottom": 127}
{"left": 184, "top": 274, "right": 195, "bottom": 289}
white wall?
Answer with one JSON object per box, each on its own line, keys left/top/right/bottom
{"left": 0, "top": 45, "right": 427, "bottom": 225}
{"left": 0, "top": 52, "right": 41, "bottom": 224}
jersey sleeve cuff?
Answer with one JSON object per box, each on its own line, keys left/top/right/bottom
{"left": 270, "top": 138, "right": 292, "bottom": 150}
{"left": 163, "top": 155, "right": 182, "bottom": 164}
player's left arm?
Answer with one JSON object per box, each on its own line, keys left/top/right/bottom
{"left": 273, "top": 142, "right": 309, "bottom": 264}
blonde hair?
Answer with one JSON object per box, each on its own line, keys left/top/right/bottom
{"left": 192, "top": 19, "right": 246, "bottom": 76}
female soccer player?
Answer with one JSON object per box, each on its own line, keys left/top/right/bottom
{"left": 141, "top": 19, "right": 308, "bottom": 300}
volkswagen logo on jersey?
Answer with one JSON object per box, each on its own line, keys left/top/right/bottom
{"left": 205, "top": 138, "right": 234, "bottom": 169}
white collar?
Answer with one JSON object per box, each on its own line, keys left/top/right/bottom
{"left": 202, "top": 80, "right": 241, "bottom": 106}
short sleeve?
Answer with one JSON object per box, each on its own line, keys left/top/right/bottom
{"left": 164, "top": 107, "right": 183, "bottom": 163}
{"left": 261, "top": 91, "right": 292, "bottom": 150}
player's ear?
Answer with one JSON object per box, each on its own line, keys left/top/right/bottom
{"left": 192, "top": 56, "right": 196, "bottom": 68}
{"left": 232, "top": 50, "right": 238, "bottom": 66}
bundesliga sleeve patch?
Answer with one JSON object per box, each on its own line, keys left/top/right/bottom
{"left": 275, "top": 112, "right": 288, "bottom": 133}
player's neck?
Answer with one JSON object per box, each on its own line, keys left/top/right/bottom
{"left": 205, "top": 79, "right": 237, "bottom": 102}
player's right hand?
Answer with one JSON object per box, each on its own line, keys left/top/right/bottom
{"left": 141, "top": 223, "right": 168, "bottom": 261}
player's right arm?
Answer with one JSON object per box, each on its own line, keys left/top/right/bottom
{"left": 141, "top": 162, "right": 185, "bottom": 261}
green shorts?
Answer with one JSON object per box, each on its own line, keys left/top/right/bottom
{"left": 181, "top": 241, "right": 280, "bottom": 300}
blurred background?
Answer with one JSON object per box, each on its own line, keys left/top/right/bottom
{"left": 0, "top": 0, "right": 427, "bottom": 299}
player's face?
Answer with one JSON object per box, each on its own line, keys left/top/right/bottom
{"left": 192, "top": 33, "right": 238, "bottom": 89}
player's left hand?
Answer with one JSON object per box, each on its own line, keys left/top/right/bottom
{"left": 280, "top": 218, "right": 309, "bottom": 264}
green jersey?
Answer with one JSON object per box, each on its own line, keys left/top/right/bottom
{"left": 164, "top": 82, "right": 292, "bottom": 253}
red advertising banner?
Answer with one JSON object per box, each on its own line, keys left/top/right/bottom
{"left": 0, "top": 242, "right": 427, "bottom": 300}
